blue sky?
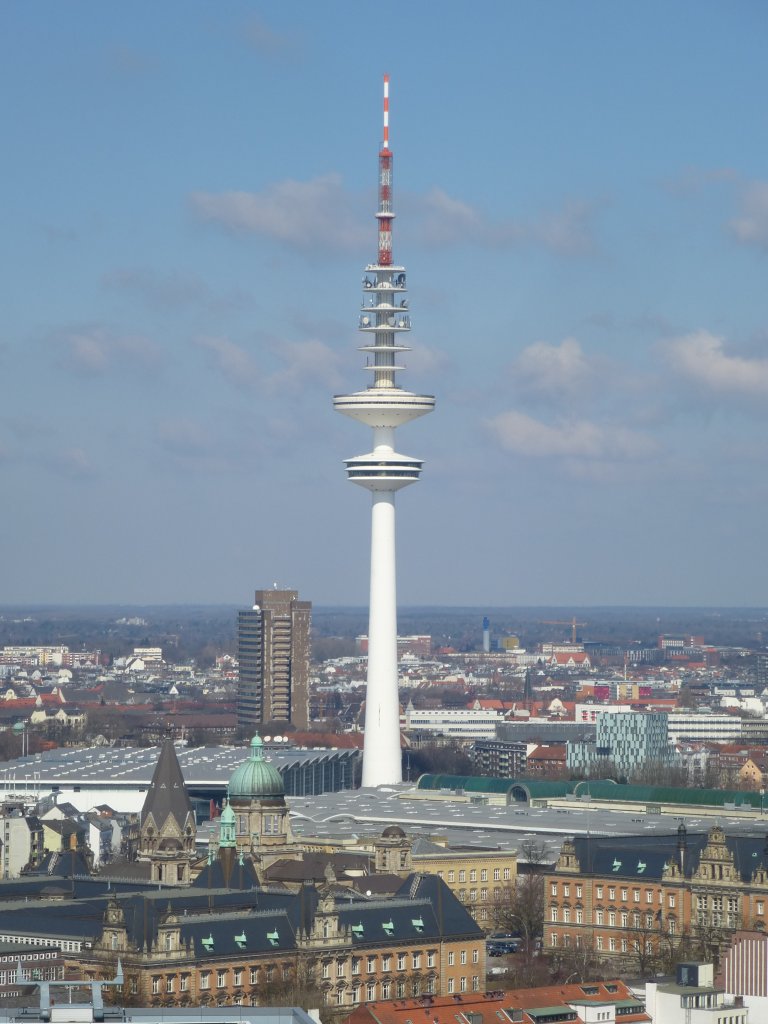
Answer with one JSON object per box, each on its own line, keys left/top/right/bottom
{"left": 2, "top": 1, "right": 768, "bottom": 607}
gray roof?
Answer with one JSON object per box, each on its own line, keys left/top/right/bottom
{"left": 141, "top": 737, "right": 194, "bottom": 829}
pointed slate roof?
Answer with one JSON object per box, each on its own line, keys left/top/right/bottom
{"left": 140, "top": 737, "right": 194, "bottom": 830}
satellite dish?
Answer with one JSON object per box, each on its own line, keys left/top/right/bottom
{"left": 362, "top": 316, "right": 370, "bottom": 326}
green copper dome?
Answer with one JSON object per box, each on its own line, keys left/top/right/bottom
{"left": 228, "top": 735, "right": 285, "bottom": 801}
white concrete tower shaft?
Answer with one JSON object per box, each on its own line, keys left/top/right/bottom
{"left": 333, "top": 76, "right": 435, "bottom": 787}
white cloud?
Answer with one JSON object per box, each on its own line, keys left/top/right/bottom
{"left": 242, "top": 17, "right": 294, "bottom": 55}
{"left": 103, "top": 268, "right": 206, "bottom": 309}
{"left": 268, "top": 338, "right": 344, "bottom": 392}
{"left": 514, "top": 337, "right": 592, "bottom": 394}
{"left": 195, "top": 335, "right": 261, "bottom": 390}
{"left": 415, "top": 189, "right": 596, "bottom": 255}
{"left": 189, "top": 175, "right": 367, "bottom": 252}
{"left": 486, "top": 409, "right": 656, "bottom": 459}
{"left": 52, "top": 447, "right": 97, "bottom": 480}
{"left": 57, "top": 327, "right": 159, "bottom": 376}
{"left": 662, "top": 330, "right": 768, "bottom": 397}
{"left": 729, "top": 181, "right": 768, "bottom": 250}
{"left": 155, "top": 418, "right": 212, "bottom": 456}
{"left": 191, "top": 175, "right": 595, "bottom": 257}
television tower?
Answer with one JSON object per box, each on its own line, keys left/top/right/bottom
{"left": 334, "top": 76, "right": 435, "bottom": 787}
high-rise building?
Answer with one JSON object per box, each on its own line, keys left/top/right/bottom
{"left": 237, "top": 588, "right": 311, "bottom": 732}
{"left": 333, "top": 76, "right": 435, "bottom": 788}
{"left": 757, "top": 652, "right": 768, "bottom": 690}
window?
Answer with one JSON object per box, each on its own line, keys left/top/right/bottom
{"left": 367, "top": 983, "right": 376, "bottom": 1001}
{"left": 412, "top": 954, "right": 421, "bottom": 969}
{"left": 427, "top": 952, "right": 436, "bottom": 968}
{"left": 608, "top": 888, "right": 616, "bottom": 901}
{"left": 459, "top": 871, "right": 466, "bottom": 882}
{"left": 217, "top": 970, "right": 227, "bottom": 988}
{"left": 382, "top": 956, "right": 391, "bottom": 972}
{"left": 200, "top": 973, "right": 210, "bottom": 990}
{"left": 596, "top": 910, "right": 604, "bottom": 925}
{"left": 166, "top": 978, "right": 174, "bottom": 994}
{"left": 609, "top": 912, "right": 616, "bottom": 926}
{"left": 472, "top": 949, "right": 479, "bottom": 964}
{"left": 596, "top": 936, "right": 603, "bottom": 950}
{"left": 447, "top": 979, "right": 455, "bottom": 994}
{"left": 494, "top": 869, "right": 501, "bottom": 881}
{"left": 669, "top": 919, "right": 677, "bottom": 935}
{"left": 448, "top": 952, "right": 455, "bottom": 966}
{"left": 460, "top": 951, "right": 467, "bottom": 965}
{"left": 576, "top": 885, "right": 582, "bottom": 898}
{"left": 503, "top": 868, "right": 511, "bottom": 880}
{"left": 322, "top": 963, "right": 331, "bottom": 980}
{"left": 152, "top": 977, "right": 160, "bottom": 995}
{"left": 470, "top": 870, "right": 477, "bottom": 882}
{"left": 481, "top": 888, "right": 488, "bottom": 901}
{"left": 460, "top": 977, "right": 467, "bottom": 992}
{"left": 180, "top": 975, "right": 189, "bottom": 992}
{"left": 669, "top": 894, "right": 676, "bottom": 909}
{"left": 550, "top": 933, "right": 558, "bottom": 948}
{"left": 551, "top": 908, "right": 558, "bottom": 923}
{"left": 609, "top": 938, "right": 616, "bottom": 951}
{"left": 472, "top": 976, "right": 480, "bottom": 991}
{"left": 646, "top": 890, "right": 653, "bottom": 904}
{"left": 551, "top": 883, "right": 558, "bottom": 897}
{"left": 397, "top": 954, "right": 406, "bottom": 971}
{"left": 621, "top": 889, "right": 628, "bottom": 901}
{"left": 564, "top": 884, "right": 570, "bottom": 897}
{"left": 367, "top": 956, "right": 376, "bottom": 973}
{"left": 426, "top": 978, "right": 436, "bottom": 995}
{"left": 576, "top": 909, "right": 583, "bottom": 924}
{"left": 448, "top": 871, "right": 455, "bottom": 883}
{"left": 470, "top": 889, "right": 477, "bottom": 902}
{"left": 233, "top": 969, "right": 242, "bottom": 986}
{"left": 397, "top": 981, "right": 406, "bottom": 998}
{"left": 621, "top": 939, "right": 627, "bottom": 952}
{"left": 596, "top": 886, "right": 603, "bottom": 899}
{"left": 352, "top": 958, "right": 361, "bottom": 976}
{"left": 758, "top": 901, "right": 765, "bottom": 916}
{"left": 337, "top": 962, "right": 345, "bottom": 978}
{"left": 382, "top": 982, "right": 391, "bottom": 999}
{"left": 645, "top": 914, "right": 654, "bottom": 929}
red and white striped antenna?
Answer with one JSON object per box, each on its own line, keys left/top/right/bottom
{"left": 377, "top": 73, "right": 393, "bottom": 266}
{"left": 382, "top": 73, "right": 390, "bottom": 150}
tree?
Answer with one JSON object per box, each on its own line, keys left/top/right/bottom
{"left": 494, "top": 838, "right": 547, "bottom": 954}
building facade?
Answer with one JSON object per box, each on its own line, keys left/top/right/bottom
{"left": 237, "top": 589, "right": 311, "bottom": 731}
{"left": 567, "top": 710, "right": 676, "bottom": 776}
{"left": 545, "top": 824, "right": 768, "bottom": 970}
{"left": 70, "top": 873, "right": 484, "bottom": 1009}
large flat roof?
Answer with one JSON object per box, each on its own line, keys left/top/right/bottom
{"left": 0, "top": 743, "right": 354, "bottom": 789}
{"left": 287, "top": 785, "right": 766, "bottom": 861}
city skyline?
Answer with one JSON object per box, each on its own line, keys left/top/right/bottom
{"left": 3, "top": 2, "right": 768, "bottom": 607}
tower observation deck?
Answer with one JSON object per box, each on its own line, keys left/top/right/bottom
{"left": 333, "top": 76, "right": 435, "bottom": 788}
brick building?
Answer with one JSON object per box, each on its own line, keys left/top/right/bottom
{"left": 545, "top": 824, "right": 768, "bottom": 969}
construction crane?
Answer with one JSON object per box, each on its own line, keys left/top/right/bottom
{"left": 540, "top": 616, "right": 587, "bottom": 644}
